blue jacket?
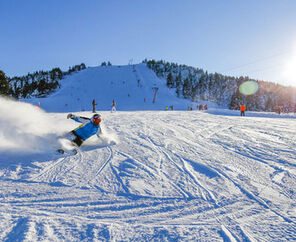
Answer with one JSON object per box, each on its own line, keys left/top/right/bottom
{"left": 72, "top": 116, "right": 100, "bottom": 141}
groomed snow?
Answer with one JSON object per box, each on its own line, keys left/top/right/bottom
{"left": 1, "top": 64, "right": 296, "bottom": 240}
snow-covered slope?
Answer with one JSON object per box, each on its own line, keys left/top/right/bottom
{"left": 28, "top": 64, "right": 200, "bottom": 112}
{"left": 1, "top": 63, "right": 296, "bottom": 240}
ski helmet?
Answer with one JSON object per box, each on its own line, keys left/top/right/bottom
{"left": 92, "top": 113, "right": 101, "bottom": 125}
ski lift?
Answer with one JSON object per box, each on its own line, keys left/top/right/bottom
{"left": 152, "top": 87, "right": 159, "bottom": 103}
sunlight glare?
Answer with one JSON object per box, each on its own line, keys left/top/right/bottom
{"left": 282, "top": 45, "right": 296, "bottom": 86}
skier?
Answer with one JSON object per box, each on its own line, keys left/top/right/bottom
{"left": 92, "top": 99, "right": 97, "bottom": 113}
{"left": 111, "top": 99, "right": 116, "bottom": 112}
{"left": 204, "top": 104, "right": 208, "bottom": 110}
{"left": 240, "top": 105, "right": 246, "bottom": 116}
{"left": 276, "top": 106, "right": 281, "bottom": 115}
{"left": 65, "top": 113, "right": 102, "bottom": 147}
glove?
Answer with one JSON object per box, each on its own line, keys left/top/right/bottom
{"left": 67, "top": 113, "right": 74, "bottom": 119}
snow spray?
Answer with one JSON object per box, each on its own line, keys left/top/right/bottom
{"left": 0, "top": 97, "right": 71, "bottom": 154}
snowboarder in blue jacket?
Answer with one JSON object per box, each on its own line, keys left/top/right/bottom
{"left": 67, "top": 113, "right": 102, "bottom": 147}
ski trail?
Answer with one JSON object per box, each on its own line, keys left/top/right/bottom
{"left": 31, "top": 155, "right": 72, "bottom": 182}
{"left": 141, "top": 118, "right": 193, "bottom": 199}
{"left": 4, "top": 217, "right": 29, "bottom": 241}
{"left": 95, "top": 146, "right": 113, "bottom": 176}
{"left": 177, "top": 154, "right": 218, "bottom": 204}
{"left": 30, "top": 149, "right": 85, "bottom": 186}
{"left": 109, "top": 163, "right": 130, "bottom": 194}
{"left": 117, "top": 151, "right": 159, "bottom": 180}
{"left": 208, "top": 164, "right": 296, "bottom": 225}
{"left": 201, "top": 124, "right": 233, "bottom": 140}
{"left": 218, "top": 225, "right": 239, "bottom": 242}
{"left": 146, "top": 134, "right": 164, "bottom": 198}
{"left": 145, "top": 135, "right": 193, "bottom": 199}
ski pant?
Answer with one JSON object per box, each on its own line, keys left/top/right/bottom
{"left": 71, "top": 131, "right": 84, "bottom": 147}
{"left": 241, "top": 111, "right": 245, "bottom": 116}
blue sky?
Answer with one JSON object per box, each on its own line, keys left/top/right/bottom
{"left": 1, "top": 0, "right": 296, "bottom": 86}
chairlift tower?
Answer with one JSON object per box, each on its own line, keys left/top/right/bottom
{"left": 152, "top": 87, "right": 159, "bottom": 103}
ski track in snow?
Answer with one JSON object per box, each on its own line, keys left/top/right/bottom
{"left": 1, "top": 109, "right": 296, "bottom": 240}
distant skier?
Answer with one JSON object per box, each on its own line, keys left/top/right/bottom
{"left": 204, "top": 104, "right": 208, "bottom": 110}
{"left": 65, "top": 113, "right": 102, "bottom": 147}
{"left": 240, "top": 105, "right": 246, "bottom": 116}
{"left": 276, "top": 105, "right": 282, "bottom": 115}
{"left": 92, "top": 99, "right": 97, "bottom": 113}
{"left": 111, "top": 99, "right": 116, "bottom": 112}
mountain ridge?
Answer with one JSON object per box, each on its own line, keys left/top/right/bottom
{"left": 5, "top": 60, "right": 296, "bottom": 113}
{"left": 25, "top": 63, "right": 205, "bottom": 112}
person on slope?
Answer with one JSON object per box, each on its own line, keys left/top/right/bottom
{"left": 240, "top": 105, "right": 246, "bottom": 116}
{"left": 66, "top": 113, "right": 102, "bottom": 147}
{"left": 92, "top": 99, "right": 97, "bottom": 113}
{"left": 111, "top": 99, "right": 116, "bottom": 112}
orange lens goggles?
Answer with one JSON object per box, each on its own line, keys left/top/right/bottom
{"left": 93, "top": 118, "right": 101, "bottom": 125}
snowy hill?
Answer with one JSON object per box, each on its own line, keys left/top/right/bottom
{"left": 1, "top": 63, "right": 296, "bottom": 240}
{"left": 27, "top": 63, "right": 200, "bottom": 112}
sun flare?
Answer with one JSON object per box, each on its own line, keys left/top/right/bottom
{"left": 282, "top": 45, "right": 296, "bottom": 86}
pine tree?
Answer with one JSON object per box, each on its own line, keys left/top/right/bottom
{"left": 182, "top": 77, "right": 192, "bottom": 98}
{"left": 50, "top": 68, "right": 63, "bottom": 81}
{"left": 144, "top": 59, "right": 296, "bottom": 111}
{"left": 80, "top": 63, "right": 86, "bottom": 69}
{"left": 166, "top": 72, "right": 173, "bottom": 88}
{"left": 22, "top": 81, "right": 30, "bottom": 98}
{"left": 175, "top": 72, "right": 182, "bottom": 97}
{"left": 0, "top": 70, "right": 10, "bottom": 96}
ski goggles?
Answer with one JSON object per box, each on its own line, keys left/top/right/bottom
{"left": 93, "top": 117, "right": 101, "bottom": 125}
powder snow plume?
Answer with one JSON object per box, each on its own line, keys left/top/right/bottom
{"left": 0, "top": 96, "right": 72, "bottom": 155}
